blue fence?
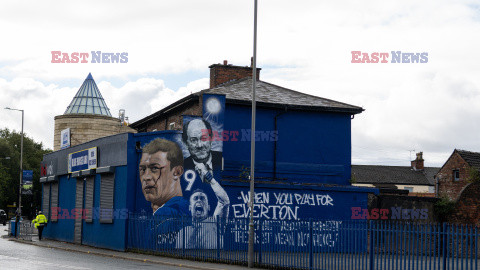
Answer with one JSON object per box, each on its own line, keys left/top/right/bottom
{"left": 127, "top": 215, "right": 480, "bottom": 269}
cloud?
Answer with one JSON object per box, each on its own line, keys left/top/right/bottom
{"left": 1, "top": 0, "right": 480, "bottom": 167}
{"left": 0, "top": 76, "right": 209, "bottom": 150}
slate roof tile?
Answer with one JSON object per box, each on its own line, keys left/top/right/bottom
{"left": 352, "top": 165, "right": 439, "bottom": 186}
{"left": 456, "top": 149, "right": 480, "bottom": 170}
{"left": 204, "top": 77, "right": 363, "bottom": 113}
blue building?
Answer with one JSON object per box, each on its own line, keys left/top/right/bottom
{"left": 40, "top": 62, "right": 376, "bottom": 251}
{"left": 132, "top": 61, "right": 364, "bottom": 185}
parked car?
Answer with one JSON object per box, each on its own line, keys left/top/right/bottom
{"left": 0, "top": 209, "right": 7, "bottom": 225}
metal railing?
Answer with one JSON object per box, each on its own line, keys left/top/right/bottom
{"left": 127, "top": 215, "right": 480, "bottom": 270}
{"left": 17, "top": 220, "right": 36, "bottom": 241}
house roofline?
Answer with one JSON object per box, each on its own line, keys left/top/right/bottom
{"left": 131, "top": 79, "right": 365, "bottom": 128}
{"left": 130, "top": 93, "right": 200, "bottom": 128}
{"left": 434, "top": 149, "right": 468, "bottom": 178}
{"left": 355, "top": 181, "right": 435, "bottom": 186}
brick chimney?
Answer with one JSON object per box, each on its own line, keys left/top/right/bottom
{"left": 209, "top": 60, "right": 261, "bottom": 88}
{"left": 411, "top": 152, "right": 424, "bottom": 171}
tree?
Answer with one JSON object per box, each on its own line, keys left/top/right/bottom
{"left": 0, "top": 128, "right": 51, "bottom": 218}
{"left": 467, "top": 167, "right": 480, "bottom": 183}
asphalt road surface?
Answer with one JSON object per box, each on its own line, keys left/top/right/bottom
{"left": 0, "top": 226, "right": 187, "bottom": 270}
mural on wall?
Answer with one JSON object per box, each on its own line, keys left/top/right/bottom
{"left": 225, "top": 188, "right": 342, "bottom": 250}
{"left": 137, "top": 94, "right": 229, "bottom": 248}
{"left": 177, "top": 94, "right": 228, "bottom": 249}
{"left": 138, "top": 138, "right": 189, "bottom": 218}
{"left": 135, "top": 93, "right": 366, "bottom": 250}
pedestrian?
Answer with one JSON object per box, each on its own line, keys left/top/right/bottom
{"left": 32, "top": 211, "right": 47, "bottom": 240}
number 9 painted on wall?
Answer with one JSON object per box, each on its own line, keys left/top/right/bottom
{"left": 184, "top": 169, "right": 196, "bottom": 191}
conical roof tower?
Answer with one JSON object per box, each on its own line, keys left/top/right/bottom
{"left": 53, "top": 73, "right": 135, "bottom": 151}
{"left": 64, "top": 73, "right": 112, "bottom": 116}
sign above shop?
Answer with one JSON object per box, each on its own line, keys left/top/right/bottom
{"left": 68, "top": 147, "right": 97, "bottom": 173}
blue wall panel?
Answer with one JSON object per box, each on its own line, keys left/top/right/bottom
{"left": 43, "top": 175, "right": 75, "bottom": 242}
{"left": 81, "top": 166, "right": 128, "bottom": 251}
{"left": 223, "top": 105, "right": 352, "bottom": 185}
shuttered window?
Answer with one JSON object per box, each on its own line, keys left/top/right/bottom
{"left": 99, "top": 173, "right": 114, "bottom": 223}
{"left": 50, "top": 182, "right": 59, "bottom": 222}
{"left": 42, "top": 183, "right": 50, "bottom": 220}
{"left": 74, "top": 179, "right": 84, "bottom": 244}
{"left": 85, "top": 176, "right": 95, "bottom": 223}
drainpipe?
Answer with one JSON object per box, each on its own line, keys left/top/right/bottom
{"left": 273, "top": 107, "right": 287, "bottom": 181}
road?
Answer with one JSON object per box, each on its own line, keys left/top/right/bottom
{"left": 0, "top": 226, "right": 188, "bottom": 270}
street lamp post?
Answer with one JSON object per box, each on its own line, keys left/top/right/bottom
{"left": 248, "top": 0, "right": 258, "bottom": 268}
{"left": 5, "top": 107, "right": 24, "bottom": 237}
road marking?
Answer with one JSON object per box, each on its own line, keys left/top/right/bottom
{"left": 0, "top": 254, "right": 91, "bottom": 269}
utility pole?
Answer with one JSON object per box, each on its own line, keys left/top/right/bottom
{"left": 248, "top": 0, "right": 258, "bottom": 268}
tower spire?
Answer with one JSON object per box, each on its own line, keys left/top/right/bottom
{"left": 64, "top": 73, "right": 112, "bottom": 116}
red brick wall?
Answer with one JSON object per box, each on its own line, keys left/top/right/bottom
{"left": 437, "top": 152, "right": 471, "bottom": 201}
{"left": 142, "top": 99, "right": 202, "bottom": 132}
{"left": 209, "top": 63, "right": 261, "bottom": 88}
{"left": 449, "top": 182, "right": 480, "bottom": 224}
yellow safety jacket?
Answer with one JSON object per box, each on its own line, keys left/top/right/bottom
{"left": 32, "top": 214, "right": 48, "bottom": 229}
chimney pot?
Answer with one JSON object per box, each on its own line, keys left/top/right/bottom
{"left": 224, "top": 60, "right": 228, "bottom": 65}
{"left": 411, "top": 151, "right": 424, "bottom": 171}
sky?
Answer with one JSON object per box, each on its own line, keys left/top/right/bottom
{"left": 1, "top": 0, "right": 479, "bottom": 167}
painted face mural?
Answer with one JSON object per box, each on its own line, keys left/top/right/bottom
{"left": 185, "top": 119, "right": 212, "bottom": 163}
{"left": 189, "top": 190, "right": 210, "bottom": 221}
{"left": 139, "top": 152, "right": 172, "bottom": 204}
{"left": 139, "top": 138, "right": 185, "bottom": 215}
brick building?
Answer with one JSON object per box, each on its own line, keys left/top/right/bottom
{"left": 352, "top": 152, "right": 438, "bottom": 196}
{"left": 448, "top": 182, "right": 480, "bottom": 225}
{"left": 436, "top": 149, "right": 480, "bottom": 201}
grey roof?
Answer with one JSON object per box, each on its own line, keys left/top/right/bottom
{"left": 131, "top": 77, "right": 363, "bottom": 128}
{"left": 456, "top": 149, "right": 480, "bottom": 170}
{"left": 204, "top": 77, "right": 363, "bottom": 114}
{"left": 64, "top": 73, "right": 112, "bottom": 117}
{"left": 352, "top": 165, "right": 439, "bottom": 186}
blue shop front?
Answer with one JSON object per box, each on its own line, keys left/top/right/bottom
{"left": 40, "top": 93, "right": 377, "bottom": 251}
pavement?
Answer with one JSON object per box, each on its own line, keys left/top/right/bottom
{"left": 6, "top": 234, "right": 257, "bottom": 270}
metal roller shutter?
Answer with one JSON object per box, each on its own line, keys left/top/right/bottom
{"left": 74, "top": 178, "right": 84, "bottom": 244}
{"left": 85, "top": 176, "right": 94, "bottom": 223}
{"left": 42, "top": 183, "right": 50, "bottom": 219}
{"left": 50, "top": 182, "right": 59, "bottom": 222}
{"left": 99, "top": 173, "right": 114, "bottom": 223}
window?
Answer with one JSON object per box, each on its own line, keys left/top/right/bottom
{"left": 169, "top": 122, "right": 176, "bottom": 130}
{"left": 99, "top": 173, "right": 115, "bottom": 223}
{"left": 84, "top": 176, "right": 95, "bottom": 223}
{"left": 453, "top": 169, "right": 460, "bottom": 181}
{"left": 404, "top": 187, "right": 414, "bottom": 192}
